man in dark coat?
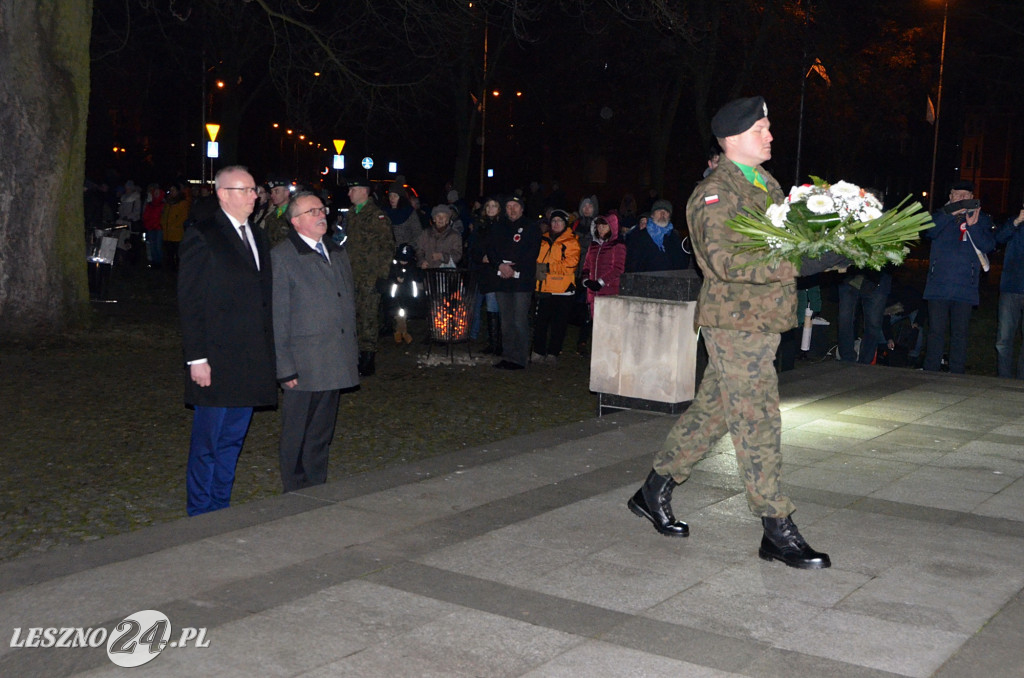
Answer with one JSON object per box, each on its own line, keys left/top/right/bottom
{"left": 624, "top": 199, "right": 690, "bottom": 273}
{"left": 178, "top": 165, "right": 277, "bottom": 516}
{"left": 921, "top": 180, "right": 995, "bottom": 373}
{"left": 486, "top": 195, "right": 541, "bottom": 369}
{"left": 272, "top": 192, "right": 359, "bottom": 492}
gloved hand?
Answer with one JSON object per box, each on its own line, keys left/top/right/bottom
{"left": 799, "top": 252, "right": 851, "bottom": 277}
{"left": 583, "top": 279, "right": 603, "bottom": 292}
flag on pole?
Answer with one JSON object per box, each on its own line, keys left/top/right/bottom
{"left": 806, "top": 58, "right": 831, "bottom": 86}
{"left": 926, "top": 96, "right": 936, "bottom": 124}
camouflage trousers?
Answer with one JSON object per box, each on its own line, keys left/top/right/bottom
{"left": 355, "top": 286, "right": 381, "bottom": 352}
{"left": 652, "top": 327, "right": 796, "bottom": 518}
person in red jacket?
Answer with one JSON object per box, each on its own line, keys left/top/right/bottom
{"left": 581, "top": 214, "right": 626, "bottom": 318}
{"left": 142, "top": 183, "right": 165, "bottom": 268}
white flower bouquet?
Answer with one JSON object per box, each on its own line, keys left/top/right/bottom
{"left": 726, "top": 176, "right": 934, "bottom": 270}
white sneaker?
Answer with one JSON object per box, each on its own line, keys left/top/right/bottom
{"left": 531, "top": 351, "right": 545, "bottom": 363}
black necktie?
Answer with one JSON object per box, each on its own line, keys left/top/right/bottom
{"left": 238, "top": 223, "right": 259, "bottom": 269}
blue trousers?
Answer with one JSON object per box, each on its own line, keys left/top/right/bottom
{"left": 470, "top": 292, "right": 498, "bottom": 339}
{"left": 187, "top": 406, "right": 253, "bottom": 516}
{"left": 996, "top": 293, "right": 1024, "bottom": 378}
{"left": 838, "top": 280, "right": 888, "bottom": 364}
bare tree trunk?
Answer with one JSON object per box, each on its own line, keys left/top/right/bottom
{"left": 0, "top": 0, "right": 92, "bottom": 339}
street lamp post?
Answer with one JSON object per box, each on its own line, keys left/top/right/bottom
{"left": 928, "top": 0, "right": 949, "bottom": 211}
{"left": 478, "top": 20, "right": 489, "bottom": 198}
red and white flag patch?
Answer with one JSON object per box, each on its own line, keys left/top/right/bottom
{"left": 704, "top": 194, "right": 719, "bottom": 205}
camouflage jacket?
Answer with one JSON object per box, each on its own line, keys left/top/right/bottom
{"left": 262, "top": 205, "right": 291, "bottom": 249}
{"left": 347, "top": 200, "right": 394, "bottom": 286}
{"left": 686, "top": 159, "right": 799, "bottom": 333}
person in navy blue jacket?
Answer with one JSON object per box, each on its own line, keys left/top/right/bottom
{"left": 921, "top": 180, "right": 995, "bottom": 373}
{"left": 993, "top": 207, "right": 1024, "bottom": 377}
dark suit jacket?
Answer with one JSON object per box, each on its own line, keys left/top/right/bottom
{"left": 178, "top": 208, "right": 277, "bottom": 408}
{"left": 271, "top": 229, "right": 359, "bottom": 391}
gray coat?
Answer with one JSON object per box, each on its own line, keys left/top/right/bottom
{"left": 271, "top": 229, "right": 359, "bottom": 392}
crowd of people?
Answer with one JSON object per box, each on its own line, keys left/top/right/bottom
{"left": 811, "top": 179, "right": 1024, "bottom": 377}
{"left": 91, "top": 166, "right": 1024, "bottom": 382}
{"left": 142, "top": 163, "right": 696, "bottom": 517}
{"left": 86, "top": 94, "right": 1024, "bottom": 574}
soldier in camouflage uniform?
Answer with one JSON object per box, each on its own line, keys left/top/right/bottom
{"left": 262, "top": 178, "right": 293, "bottom": 248}
{"left": 627, "top": 96, "right": 845, "bottom": 569}
{"left": 345, "top": 178, "right": 394, "bottom": 376}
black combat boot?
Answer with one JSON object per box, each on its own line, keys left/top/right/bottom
{"left": 627, "top": 470, "right": 689, "bottom": 537}
{"left": 758, "top": 516, "right": 831, "bottom": 569}
{"left": 358, "top": 351, "right": 376, "bottom": 377}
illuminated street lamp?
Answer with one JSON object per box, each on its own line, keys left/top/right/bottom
{"left": 928, "top": 0, "right": 949, "bottom": 211}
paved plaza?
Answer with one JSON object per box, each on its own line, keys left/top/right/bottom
{"left": 2, "top": 361, "right": 1024, "bottom": 677}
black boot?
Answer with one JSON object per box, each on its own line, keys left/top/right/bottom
{"left": 482, "top": 312, "right": 500, "bottom": 354}
{"left": 358, "top": 351, "right": 376, "bottom": 377}
{"left": 758, "top": 516, "right": 831, "bottom": 569}
{"left": 627, "top": 470, "right": 689, "bottom": 537}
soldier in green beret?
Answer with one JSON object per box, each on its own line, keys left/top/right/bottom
{"left": 628, "top": 96, "right": 846, "bottom": 569}
{"left": 262, "top": 178, "right": 293, "bottom": 248}
{"left": 346, "top": 178, "right": 395, "bottom": 376}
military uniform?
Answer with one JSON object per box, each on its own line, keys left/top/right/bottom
{"left": 653, "top": 158, "right": 799, "bottom": 518}
{"left": 630, "top": 95, "right": 830, "bottom": 569}
{"left": 346, "top": 199, "right": 394, "bottom": 351}
{"left": 262, "top": 206, "right": 291, "bottom": 248}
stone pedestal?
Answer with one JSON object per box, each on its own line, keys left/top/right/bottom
{"left": 589, "top": 270, "right": 703, "bottom": 415}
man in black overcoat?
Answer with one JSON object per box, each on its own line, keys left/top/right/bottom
{"left": 178, "top": 165, "right": 277, "bottom": 516}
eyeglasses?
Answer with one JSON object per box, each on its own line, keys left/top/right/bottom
{"left": 221, "top": 186, "right": 258, "bottom": 194}
{"left": 300, "top": 206, "right": 330, "bottom": 217}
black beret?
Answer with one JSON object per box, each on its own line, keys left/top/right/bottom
{"left": 950, "top": 180, "right": 974, "bottom": 193}
{"left": 505, "top": 195, "right": 524, "bottom": 207}
{"left": 266, "top": 177, "right": 290, "bottom": 189}
{"left": 711, "top": 96, "right": 768, "bottom": 138}
{"left": 347, "top": 177, "right": 371, "bottom": 189}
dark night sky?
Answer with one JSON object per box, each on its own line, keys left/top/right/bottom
{"left": 86, "top": 0, "right": 1024, "bottom": 212}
